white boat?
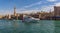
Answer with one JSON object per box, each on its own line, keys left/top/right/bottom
{"left": 22, "top": 16, "right": 40, "bottom": 23}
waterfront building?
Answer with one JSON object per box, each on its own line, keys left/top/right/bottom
{"left": 16, "top": 13, "right": 23, "bottom": 20}
{"left": 54, "top": 6, "right": 60, "bottom": 16}
{"left": 4, "top": 14, "right": 11, "bottom": 19}
{"left": 1, "top": 6, "right": 24, "bottom": 20}
{"left": 0, "top": 15, "right": 3, "bottom": 19}
{"left": 37, "top": 12, "right": 52, "bottom": 20}
{"left": 50, "top": 6, "right": 60, "bottom": 20}
{"left": 8, "top": 14, "right": 11, "bottom": 19}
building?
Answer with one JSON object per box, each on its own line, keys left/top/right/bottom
{"left": 0, "top": 15, "right": 3, "bottom": 19}
{"left": 52, "top": 6, "right": 60, "bottom": 20}
{"left": 54, "top": 6, "right": 60, "bottom": 16}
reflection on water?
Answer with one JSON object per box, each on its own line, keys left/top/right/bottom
{"left": 55, "top": 20, "right": 60, "bottom": 33}
{"left": 0, "top": 20, "right": 56, "bottom": 33}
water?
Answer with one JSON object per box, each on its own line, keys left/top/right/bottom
{"left": 0, "top": 20, "right": 59, "bottom": 33}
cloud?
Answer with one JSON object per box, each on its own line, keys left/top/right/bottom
{"left": 47, "top": 0, "right": 57, "bottom": 2}
{"left": 40, "top": 2, "right": 60, "bottom": 12}
{"left": 11, "top": 1, "right": 60, "bottom": 14}
{"left": 18, "top": 1, "right": 59, "bottom": 13}
{"left": 54, "top": 2, "right": 60, "bottom": 6}
{"left": 17, "top": 0, "right": 60, "bottom": 13}
{"left": 0, "top": 9, "right": 14, "bottom": 15}
{"left": 17, "top": 10, "right": 40, "bottom": 14}
{"left": 24, "top": 1, "right": 42, "bottom": 8}
{"left": 18, "top": 1, "right": 53, "bottom": 13}
{"left": 40, "top": 5, "right": 54, "bottom": 12}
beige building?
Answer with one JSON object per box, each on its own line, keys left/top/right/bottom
{"left": 0, "top": 15, "right": 3, "bottom": 18}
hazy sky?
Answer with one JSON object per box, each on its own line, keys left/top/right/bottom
{"left": 0, "top": 0, "right": 60, "bottom": 15}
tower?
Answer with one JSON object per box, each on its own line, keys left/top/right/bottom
{"left": 14, "top": 6, "right": 16, "bottom": 16}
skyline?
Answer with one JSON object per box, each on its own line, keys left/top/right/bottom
{"left": 0, "top": 0, "right": 60, "bottom": 15}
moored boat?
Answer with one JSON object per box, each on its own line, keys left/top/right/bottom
{"left": 22, "top": 16, "right": 40, "bottom": 23}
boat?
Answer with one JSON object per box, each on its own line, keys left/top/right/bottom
{"left": 22, "top": 16, "right": 40, "bottom": 23}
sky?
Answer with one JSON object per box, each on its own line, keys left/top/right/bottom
{"left": 0, "top": 0, "right": 60, "bottom": 15}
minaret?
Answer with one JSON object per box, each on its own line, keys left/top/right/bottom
{"left": 14, "top": 6, "right": 16, "bottom": 16}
